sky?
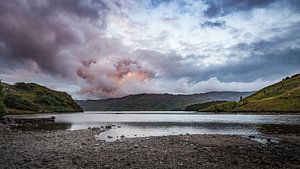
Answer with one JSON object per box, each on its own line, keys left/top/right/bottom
{"left": 0, "top": 0, "right": 300, "bottom": 99}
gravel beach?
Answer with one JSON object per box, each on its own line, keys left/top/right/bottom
{"left": 0, "top": 125, "right": 300, "bottom": 169}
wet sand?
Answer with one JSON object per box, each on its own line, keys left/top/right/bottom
{"left": 0, "top": 125, "right": 299, "bottom": 169}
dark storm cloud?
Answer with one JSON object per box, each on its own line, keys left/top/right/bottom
{"left": 153, "top": 44, "right": 300, "bottom": 83}
{"left": 201, "top": 20, "right": 226, "bottom": 28}
{"left": 18, "top": 0, "right": 108, "bottom": 20}
{"left": 203, "top": 47, "right": 300, "bottom": 82}
{"left": 0, "top": 0, "right": 299, "bottom": 98}
{"left": 203, "top": 0, "right": 276, "bottom": 17}
{"left": 194, "top": 24, "right": 300, "bottom": 82}
{"left": 0, "top": 0, "right": 108, "bottom": 76}
{"left": 286, "top": 0, "right": 300, "bottom": 11}
{"left": 48, "top": 0, "right": 107, "bottom": 19}
{"left": 148, "top": 0, "right": 172, "bottom": 8}
{"left": 133, "top": 50, "right": 207, "bottom": 80}
{"left": 134, "top": 19, "right": 300, "bottom": 83}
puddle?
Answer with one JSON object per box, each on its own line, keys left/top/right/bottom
{"left": 244, "top": 135, "right": 280, "bottom": 144}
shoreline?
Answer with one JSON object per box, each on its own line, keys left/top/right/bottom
{"left": 197, "top": 111, "right": 300, "bottom": 115}
{"left": 1, "top": 125, "right": 299, "bottom": 169}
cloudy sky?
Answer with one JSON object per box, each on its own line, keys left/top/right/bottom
{"left": 0, "top": 0, "right": 300, "bottom": 99}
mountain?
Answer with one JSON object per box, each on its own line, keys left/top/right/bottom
{"left": 1, "top": 82, "right": 83, "bottom": 114}
{"left": 77, "top": 92, "right": 252, "bottom": 111}
{"left": 202, "top": 74, "right": 300, "bottom": 112}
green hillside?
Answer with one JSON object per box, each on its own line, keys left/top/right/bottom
{"left": 0, "top": 80, "right": 6, "bottom": 116}
{"left": 202, "top": 74, "right": 300, "bottom": 113}
{"left": 0, "top": 82, "right": 83, "bottom": 115}
{"left": 185, "top": 101, "right": 226, "bottom": 111}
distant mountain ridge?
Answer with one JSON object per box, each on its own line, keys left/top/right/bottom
{"left": 76, "top": 91, "right": 253, "bottom": 111}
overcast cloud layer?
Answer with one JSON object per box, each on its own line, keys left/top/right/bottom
{"left": 0, "top": 0, "right": 299, "bottom": 99}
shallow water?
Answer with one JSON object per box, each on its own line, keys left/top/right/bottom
{"left": 10, "top": 111, "right": 300, "bottom": 142}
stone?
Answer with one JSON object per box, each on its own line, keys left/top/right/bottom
{"left": 104, "top": 164, "right": 111, "bottom": 169}
{"left": 178, "top": 162, "right": 183, "bottom": 166}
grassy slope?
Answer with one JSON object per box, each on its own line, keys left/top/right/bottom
{"left": 0, "top": 100, "right": 5, "bottom": 116}
{"left": 202, "top": 74, "right": 300, "bottom": 112}
{"left": 2, "top": 82, "right": 83, "bottom": 114}
{"left": 184, "top": 101, "right": 227, "bottom": 111}
{"left": 0, "top": 82, "right": 5, "bottom": 116}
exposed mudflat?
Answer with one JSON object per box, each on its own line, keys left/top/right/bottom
{"left": 0, "top": 125, "right": 299, "bottom": 169}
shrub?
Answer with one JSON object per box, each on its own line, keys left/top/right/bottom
{"left": 0, "top": 80, "right": 6, "bottom": 116}
{"left": 0, "top": 100, "right": 6, "bottom": 116}
{"left": 15, "top": 82, "right": 33, "bottom": 90}
{"left": 4, "top": 94, "right": 40, "bottom": 111}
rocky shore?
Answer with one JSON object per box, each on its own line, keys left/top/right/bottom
{"left": 0, "top": 125, "right": 299, "bottom": 169}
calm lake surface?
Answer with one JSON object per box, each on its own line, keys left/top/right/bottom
{"left": 11, "top": 111, "right": 300, "bottom": 142}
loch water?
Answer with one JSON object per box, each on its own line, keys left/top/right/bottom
{"left": 11, "top": 111, "right": 300, "bottom": 142}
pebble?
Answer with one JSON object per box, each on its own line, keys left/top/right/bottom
{"left": 104, "top": 164, "right": 111, "bottom": 169}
